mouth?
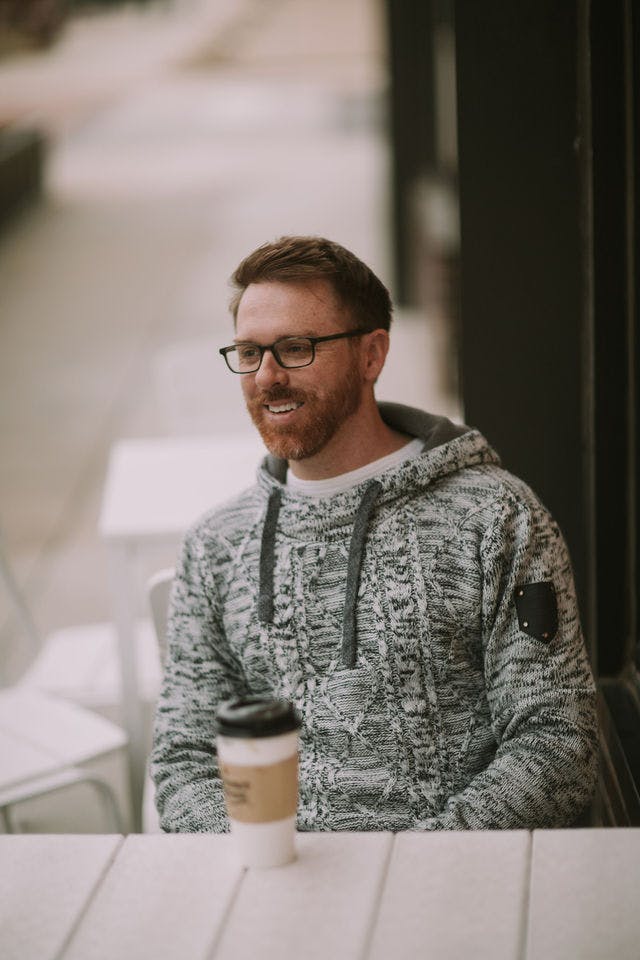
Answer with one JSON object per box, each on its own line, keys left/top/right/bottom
{"left": 264, "top": 401, "right": 304, "bottom": 415}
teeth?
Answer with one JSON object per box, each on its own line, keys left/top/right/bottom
{"left": 267, "top": 402, "right": 302, "bottom": 413}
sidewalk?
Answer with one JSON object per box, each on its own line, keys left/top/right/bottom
{"left": 0, "top": 0, "right": 459, "bottom": 681}
{"left": 0, "top": 0, "right": 254, "bottom": 135}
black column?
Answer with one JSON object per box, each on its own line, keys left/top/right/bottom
{"left": 455, "top": 1, "right": 588, "bottom": 620}
{"left": 385, "top": 0, "right": 437, "bottom": 303}
{"left": 455, "top": 0, "right": 638, "bottom": 678}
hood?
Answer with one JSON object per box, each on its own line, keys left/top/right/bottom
{"left": 254, "top": 403, "right": 500, "bottom": 668}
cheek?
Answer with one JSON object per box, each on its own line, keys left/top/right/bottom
{"left": 240, "top": 377, "right": 254, "bottom": 402}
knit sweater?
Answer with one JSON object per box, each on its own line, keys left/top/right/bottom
{"left": 150, "top": 403, "right": 599, "bottom": 832}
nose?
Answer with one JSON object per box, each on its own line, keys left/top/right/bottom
{"left": 253, "top": 347, "right": 289, "bottom": 390}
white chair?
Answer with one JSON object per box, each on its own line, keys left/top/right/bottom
{"left": 142, "top": 568, "right": 174, "bottom": 833}
{"left": 17, "top": 614, "right": 162, "bottom": 835}
{"left": 147, "top": 567, "right": 174, "bottom": 668}
{"left": 7, "top": 524, "right": 162, "bottom": 755}
{"left": 0, "top": 689, "right": 130, "bottom": 833}
{"left": 18, "top": 618, "right": 162, "bottom": 736}
{"left": 0, "top": 535, "right": 131, "bottom": 833}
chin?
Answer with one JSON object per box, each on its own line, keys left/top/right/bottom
{"left": 253, "top": 418, "right": 324, "bottom": 461}
{"left": 260, "top": 432, "right": 311, "bottom": 461}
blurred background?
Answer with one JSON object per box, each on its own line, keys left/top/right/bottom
{"left": 0, "top": 0, "right": 637, "bottom": 832}
{"left": 0, "top": 0, "right": 419, "bottom": 680}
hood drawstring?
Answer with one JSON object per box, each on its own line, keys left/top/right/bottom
{"left": 258, "top": 488, "right": 281, "bottom": 623}
{"left": 257, "top": 481, "right": 382, "bottom": 668}
{"left": 340, "top": 481, "right": 382, "bottom": 668}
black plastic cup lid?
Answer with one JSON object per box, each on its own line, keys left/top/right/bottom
{"left": 215, "top": 697, "right": 302, "bottom": 738}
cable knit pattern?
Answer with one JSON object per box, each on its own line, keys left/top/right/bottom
{"left": 151, "top": 406, "right": 599, "bottom": 833}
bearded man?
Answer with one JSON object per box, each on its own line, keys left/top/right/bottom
{"left": 151, "top": 236, "right": 598, "bottom": 832}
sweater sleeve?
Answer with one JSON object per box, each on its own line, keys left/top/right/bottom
{"left": 423, "top": 488, "right": 599, "bottom": 830}
{"left": 150, "top": 527, "right": 247, "bottom": 832}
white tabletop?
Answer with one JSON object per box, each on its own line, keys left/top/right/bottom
{"left": 0, "top": 835, "right": 121, "bottom": 960}
{"left": 2, "top": 829, "right": 639, "bottom": 960}
{"left": 526, "top": 828, "right": 640, "bottom": 960}
{"left": 98, "top": 434, "right": 265, "bottom": 542}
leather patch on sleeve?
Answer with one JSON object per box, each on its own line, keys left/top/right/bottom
{"left": 514, "top": 581, "right": 558, "bottom": 642}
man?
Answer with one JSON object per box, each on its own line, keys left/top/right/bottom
{"left": 151, "top": 235, "right": 599, "bottom": 832}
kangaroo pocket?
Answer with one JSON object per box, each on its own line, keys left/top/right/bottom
{"left": 312, "top": 666, "right": 397, "bottom": 761}
{"left": 305, "top": 665, "right": 412, "bottom": 818}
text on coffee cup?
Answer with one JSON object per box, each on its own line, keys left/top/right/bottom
{"left": 219, "top": 755, "right": 298, "bottom": 823}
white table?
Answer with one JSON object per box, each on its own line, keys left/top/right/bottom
{"left": 98, "top": 434, "right": 265, "bottom": 828}
{"left": 2, "top": 830, "right": 639, "bottom": 959}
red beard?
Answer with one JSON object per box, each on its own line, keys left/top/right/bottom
{"left": 246, "top": 376, "right": 361, "bottom": 461}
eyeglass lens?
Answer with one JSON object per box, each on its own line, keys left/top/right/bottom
{"left": 230, "top": 338, "right": 314, "bottom": 372}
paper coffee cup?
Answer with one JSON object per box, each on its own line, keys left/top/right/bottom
{"left": 216, "top": 697, "right": 302, "bottom": 868}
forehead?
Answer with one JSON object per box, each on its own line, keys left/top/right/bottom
{"left": 235, "top": 279, "right": 346, "bottom": 340}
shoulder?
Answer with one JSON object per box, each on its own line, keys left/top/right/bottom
{"left": 430, "top": 462, "right": 561, "bottom": 552}
{"left": 457, "top": 461, "right": 554, "bottom": 516}
{"left": 463, "top": 466, "right": 569, "bottom": 577}
{"left": 182, "top": 483, "right": 266, "bottom": 557}
{"left": 423, "top": 456, "right": 550, "bottom": 519}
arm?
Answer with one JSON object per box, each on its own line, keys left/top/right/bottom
{"left": 424, "top": 488, "right": 599, "bottom": 830}
{"left": 150, "top": 527, "right": 247, "bottom": 832}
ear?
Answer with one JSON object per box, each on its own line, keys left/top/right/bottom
{"left": 361, "top": 329, "right": 390, "bottom": 383}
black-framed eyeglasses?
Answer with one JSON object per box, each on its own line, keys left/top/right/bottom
{"left": 219, "top": 329, "right": 365, "bottom": 374}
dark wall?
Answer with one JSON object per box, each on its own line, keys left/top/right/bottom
{"left": 589, "top": 0, "right": 637, "bottom": 675}
{"left": 383, "top": 0, "right": 640, "bottom": 819}
{"left": 385, "top": 0, "right": 436, "bottom": 304}
{"left": 454, "top": 2, "right": 589, "bottom": 624}
{"left": 454, "top": 0, "right": 638, "bottom": 676}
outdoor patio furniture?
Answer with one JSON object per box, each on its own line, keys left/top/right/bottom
{"left": 3, "top": 828, "right": 639, "bottom": 959}
{"left": 0, "top": 533, "right": 131, "bottom": 833}
{"left": 99, "top": 433, "right": 264, "bottom": 828}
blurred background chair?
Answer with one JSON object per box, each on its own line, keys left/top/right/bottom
{"left": 0, "top": 531, "right": 132, "bottom": 832}
{"left": 147, "top": 567, "right": 173, "bottom": 668}
{"left": 18, "top": 617, "right": 161, "bottom": 744}
{"left": 142, "top": 567, "right": 174, "bottom": 833}
{"left": 0, "top": 688, "right": 129, "bottom": 833}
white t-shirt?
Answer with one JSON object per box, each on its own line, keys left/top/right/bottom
{"left": 286, "top": 437, "right": 424, "bottom": 498}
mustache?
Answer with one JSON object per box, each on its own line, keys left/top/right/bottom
{"left": 251, "top": 386, "right": 310, "bottom": 405}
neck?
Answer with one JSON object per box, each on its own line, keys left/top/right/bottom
{"left": 287, "top": 400, "right": 410, "bottom": 481}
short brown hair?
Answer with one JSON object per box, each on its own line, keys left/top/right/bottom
{"left": 229, "top": 236, "right": 392, "bottom": 331}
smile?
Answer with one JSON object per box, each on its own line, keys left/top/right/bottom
{"left": 265, "top": 402, "right": 304, "bottom": 414}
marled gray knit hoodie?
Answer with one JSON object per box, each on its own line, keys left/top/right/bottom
{"left": 151, "top": 403, "right": 598, "bottom": 832}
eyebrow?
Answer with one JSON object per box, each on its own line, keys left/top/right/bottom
{"left": 232, "top": 332, "right": 316, "bottom": 344}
